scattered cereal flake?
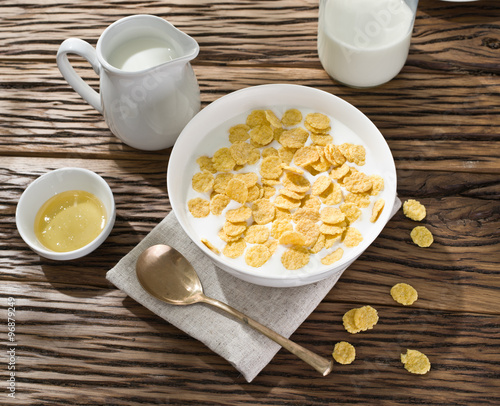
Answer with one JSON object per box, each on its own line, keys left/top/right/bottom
{"left": 278, "top": 147, "right": 296, "bottom": 165}
{"left": 369, "top": 175, "right": 384, "bottom": 196}
{"left": 301, "top": 195, "right": 322, "bottom": 211}
{"left": 218, "top": 228, "right": 241, "bottom": 243}
{"left": 343, "top": 227, "right": 363, "bottom": 247}
{"left": 324, "top": 233, "right": 341, "bottom": 249}
{"left": 260, "top": 155, "right": 283, "bottom": 179}
{"left": 250, "top": 124, "right": 274, "bottom": 146}
{"left": 293, "top": 146, "right": 320, "bottom": 167}
{"left": 370, "top": 198, "right": 385, "bottom": 223}
{"left": 192, "top": 170, "right": 215, "bottom": 193}
{"left": 309, "top": 233, "right": 326, "bottom": 254}
{"left": 196, "top": 156, "right": 217, "bottom": 173}
{"left": 283, "top": 172, "right": 311, "bottom": 193}
{"left": 245, "top": 244, "right": 272, "bottom": 267}
{"left": 265, "top": 110, "right": 282, "bottom": 129}
{"left": 332, "top": 341, "right": 356, "bottom": 365}
{"left": 274, "top": 127, "right": 284, "bottom": 143}
{"left": 225, "top": 206, "right": 252, "bottom": 223}
{"left": 264, "top": 239, "right": 279, "bottom": 255}
{"left": 310, "top": 133, "right": 333, "bottom": 146}
{"left": 349, "top": 144, "right": 366, "bottom": 166}
{"left": 296, "top": 218, "right": 320, "bottom": 247}
{"left": 305, "top": 112, "right": 330, "bottom": 131}
{"left": 319, "top": 182, "right": 343, "bottom": 206}
{"left": 201, "top": 238, "right": 220, "bottom": 255}
{"left": 262, "top": 147, "right": 279, "bottom": 158}
{"left": 340, "top": 203, "right": 362, "bottom": 223}
{"left": 353, "top": 305, "right": 378, "bottom": 331}
{"left": 262, "top": 185, "right": 276, "bottom": 199}
{"left": 391, "top": 283, "right": 418, "bottom": 306}
{"left": 321, "top": 247, "right": 344, "bottom": 265}
{"left": 304, "top": 121, "right": 331, "bottom": 135}
{"left": 247, "top": 148, "right": 261, "bottom": 165}
{"left": 281, "top": 246, "right": 310, "bottom": 270}
{"left": 223, "top": 221, "right": 247, "bottom": 237}
{"left": 279, "top": 127, "right": 309, "bottom": 148}
{"left": 274, "top": 207, "right": 292, "bottom": 221}
{"left": 235, "top": 172, "right": 259, "bottom": 188}
{"left": 401, "top": 349, "right": 431, "bottom": 375}
{"left": 226, "top": 178, "right": 248, "bottom": 204}
{"left": 319, "top": 223, "right": 345, "bottom": 236}
{"left": 281, "top": 165, "right": 304, "bottom": 175}
{"left": 223, "top": 238, "right": 247, "bottom": 259}
{"left": 320, "top": 207, "right": 346, "bottom": 224}
{"left": 210, "top": 193, "right": 230, "bottom": 216}
{"left": 246, "top": 110, "right": 267, "bottom": 128}
{"left": 228, "top": 123, "right": 250, "bottom": 143}
{"left": 188, "top": 198, "right": 210, "bottom": 218}
{"left": 324, "top": 144, "right": 346, "bottom": 167}
{"left": 273, "top": 194, "right": 301, "bottom": 210}
{"left": 252, "top": 198, "right": 275, "bottom": 225}
{"left": 261, "top": 178, "right": 281, "bottom": 186}
{"left": 247, "top": 184, "right": 262, "bottom": 202}
{"left": 281, "top": 108, "right": 303, "bottom": 127}
{"left": 212, "top": 147, "right": 236, "bottom": 172}
{"left": 279, "top": 188, "right": 305, "bottom": 200}
{"left": 330, "top": 163, "right": 350, "bottom": 180}
{"left": 410, "top": 226, "right": 433, "bottom": 247}
{"left": 345, "top": 192, "right": 371, "bottom": 209}
{"left": 343, "top": 171, "right": 373, "bottom": 193}
{"left": 279, "top": 230, "right": 307, "bottom": 246}
{"left": 229, "top": 141, "right": 255, "bottom": 165}
{"left": 403, "top": 199, "right": 426, "bottom": 221}
{"left": 342, "top": 309, "right": 361, "bottom": 334}
{"left": 311, "top": 175, "right": 332, "bottom": 196}
{"left": 271, "top": 218, "right": 294, "bottom": 239}
{"left": 292, "top": 207, "right": 320, "bottom": 224}
{"left": 213, "top": 173, "right": 234, "bottom": 194}
{"left": 244, "top": 225, "right": 269, "bottom": 245}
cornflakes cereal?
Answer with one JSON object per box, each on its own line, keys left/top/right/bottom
{"left": 319, "top": 182, "right": 342, "bottom": 205}
{"left": 278, "top": 147, "right": 296, "bottom": 165}
{"left": 401, "top": 349, "right": 431, "bottom": 375}
{"left": 343, "top": 171, "right": 373, "bottom": 193}
{"left": 226, "top": 178, "right": 248, "bottom": 204}
{"left": 260, "top": 155, "right": 283, "bottom": 179}
{"left": 369, "top": 175, "right": 384, "bottom": 196}
{"left": 246, "top": 110, "right": 267, "bottom": 128}
{"left": 293, "top": 146, "right": 320, "bottom": 167}
{"left": 196, "top": 156, "right": 217, "bottom": 173}
{"left": 247, "top": 185, "right": 261, "bottom": 202}
{"left": 273, "top": 194, "right": 301, "bottom": 210}
{"left": 223, "top": 238, "right": 246, "bottom": 258}
{"left": 319, "top": 223, "right": 345, "bottom": 236}
{"left": 370, "top": 198, "right": 385, "bottom": 223}
{"left": 324, "top": 144, "right": 346, "bottom": 167}
{"left": 347, "top": 144, "right": 366, "bottom": 166}
{"left": 271, "top": 218, "right": 293, "bottom": 239}
{"left": 262, "top": 147, "right": 279, "bottom": 158}
{"left": 330, "top": 163, "right": 350, "bottom": 180}
{"left": 283, "top": 172, "right": 311, "bottom": 193}
{"left": 403, "top": 199, "right": 426, "bottom": 221}
{"left": 295, "top": 218, "right": 320, "bottom": 247}
{"left": 309, "top": 233, "right": 326, "bottom": 254}
{"left": 292, "top": 207, "right": 320, "bottom": 223}
{"left": 250, "top": 125, "right": 274, "bottom": 146}
{"left": 342, "top": 309, "right": 361, "bottom": 334}
{"left": 343, "top": 227, "right": 363, "bottom": 247}
{"left": 345, "top": 192, "right": 371, "bottom": 209}
{"left": 192, "top": 170, "right": 215, "bottom": 193}
{"left": 320, "top": 207, "right": 345, "bottom": 224}
{"left": 228, "top": 123, "right": 250, "bottom": 143}
{"left": 188, "top": 198, "right": 210, "bottom": 218}
{"left": 353, "top": 305, "right": 378, "bottom": 331}
{"left": 301, "top": 195, "right": 322, "bottom": 211}
{"left": 218, "top": 228, "right": 240, "bottom": 243}
{"left": 281, "top": 246, "right": 310, "bottom": 270}
{"left": 265, "top": 110, "right": 282, "bottom": 129}
{"left": 212, "top": 147, "right": 236, "bottom": 172}
{"left": 324, "top": 233, "right": 341, "bottom": 249}
{"left": 261, "top": 178, "right": 280, "bottom": 186}
{"left": 274, "top": 207, "right": 291, "bottom": 221}
{"left": 213, "top": 173, "right": 234, "bottom": 194}
{"left": 245, "top": 244, "right": 272, "bottom": 267}
{"left": 223, "top": 221, "right": 247, "bottom": 237}
{"left": 279, "top": 127, "right": 309, "bottom": 148}
{"left": 280, "top": 188, "right": 305, "bottom": 200}
{"left": 201, "top": 238, "right": 220, "bottom": 255}
{"left": 225, "top": 206, "right": 252, "bottom": 223}
{"left": 332, "top": 341, "right": 356, "bottom": 365}
{"left": 243, "top": 224, "right": 270, "bottom": 244}
{"left": 321, "top": 247, "right": 343, "bottom": 265}
{"left": 262, "top": 185, "right": 276, "bottom": 199}
{"left": 210, "top": 193, "right": 230, "bottom": 216}
{"left": 281, "top": 165, "right": 304, "bottom": 175}
{"left": 410, "top": 226, "right": 433, "bottom": 247}
{"left": 229, "top": 141, "right": 255, "bottom": 165}
{"left": 279, "top": 230, "right": 306, "bottom": 246}
{"left": 281, "top": 108, "right": 302, "bottom": 127}
{"left": 391, "top": 283, "right": 418, "bottom": 306}
{"left": 264, "top": 239, "right": 279, "bottom": 255}
{"left": 305, "top": 112, "right": 330, "bottom": 131}
{"left": 311, "top": 175, "right": 332, "bottom": 196}
{"left": 310, "top": 134, "right": 333, "bottom": 146}
{"left": 304, "top": 121, "right": 331, "bottom": 135}
{"left": 340, "top": 203, "right": 361, "bottom": 223}
{"left": 252, "top": 199, "right": 275, "bottom": 225}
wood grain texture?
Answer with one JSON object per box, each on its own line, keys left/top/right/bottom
{"left": 1, "top": 0, "right": 499, "bottom": 404}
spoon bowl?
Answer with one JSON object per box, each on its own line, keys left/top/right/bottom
{"left": 136, "top": 244, "right": 334, "bottom": 376}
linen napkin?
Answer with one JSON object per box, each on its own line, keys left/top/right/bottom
{"left": 106, "top": 197, "right": 401, "bottom": 382}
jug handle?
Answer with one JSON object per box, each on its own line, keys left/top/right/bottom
{"left": 56, "top": 38, "right": 103, "bottom": 113}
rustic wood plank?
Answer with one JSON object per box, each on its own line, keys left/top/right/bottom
{"left": 2, "top": 157, "right": 498, "bottom": 315}
{"left": 1, "top": 63, "right": 499, "bottom": 171}
{"left": 1, "top": 280, "right": 499, "bottom": 405}
{"left": 0, "top": 0, "right": 499, "bottom": 75}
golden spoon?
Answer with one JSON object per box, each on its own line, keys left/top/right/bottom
{"left": 136, "top": 244, "right": 333, "bottom": 376}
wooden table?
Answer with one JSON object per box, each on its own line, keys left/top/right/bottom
{"left": 1, "top": 0, "right": 499, "bottom": 404}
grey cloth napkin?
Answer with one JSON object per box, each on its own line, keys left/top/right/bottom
{"left": 106, "top": 197, "right": 401, "bottom": 382}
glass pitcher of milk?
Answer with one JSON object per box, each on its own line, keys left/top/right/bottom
{"left": 318, "top": 0, "right": 418, "bottom": 88}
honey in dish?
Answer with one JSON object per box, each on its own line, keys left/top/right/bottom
{"left": 34, "top": 190, "right": 106, "bottom": 252}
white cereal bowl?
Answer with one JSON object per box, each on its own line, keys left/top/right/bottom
{"left": 168, "top": 84, "right": 397, "bottom": 287}
{"left": 16, "top": 167, "right": 116, "bottom": 260}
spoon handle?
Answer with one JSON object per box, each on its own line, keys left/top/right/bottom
{"left": 200, "top": 294, "right": 333, "bottom": 376}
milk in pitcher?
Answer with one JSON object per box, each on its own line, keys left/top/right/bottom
{"left": 318, "top": 0, "right": 416, "bottom": 88}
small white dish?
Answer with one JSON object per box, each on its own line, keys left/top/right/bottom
{"left": 168, "top": 84, "right": 397, "bottom": 287}
{"left": 16, "top": 167, "right": 116, "bottom": 260}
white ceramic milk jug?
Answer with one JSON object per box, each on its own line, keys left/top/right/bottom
{"left": 57, "top": 15, "right": 200, "bottom": 150}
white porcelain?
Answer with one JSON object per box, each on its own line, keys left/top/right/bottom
{"left": 168, "top": 84, "right": 397, "bottom": 287}
{"left": 16, "top": 168, "right": 116, "bottom": 260}
{"left": 318, "top": 0, "right": 419, "bottom": 88}
{"left": 57, "top": 14, "right": 200, "bottom": 150}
